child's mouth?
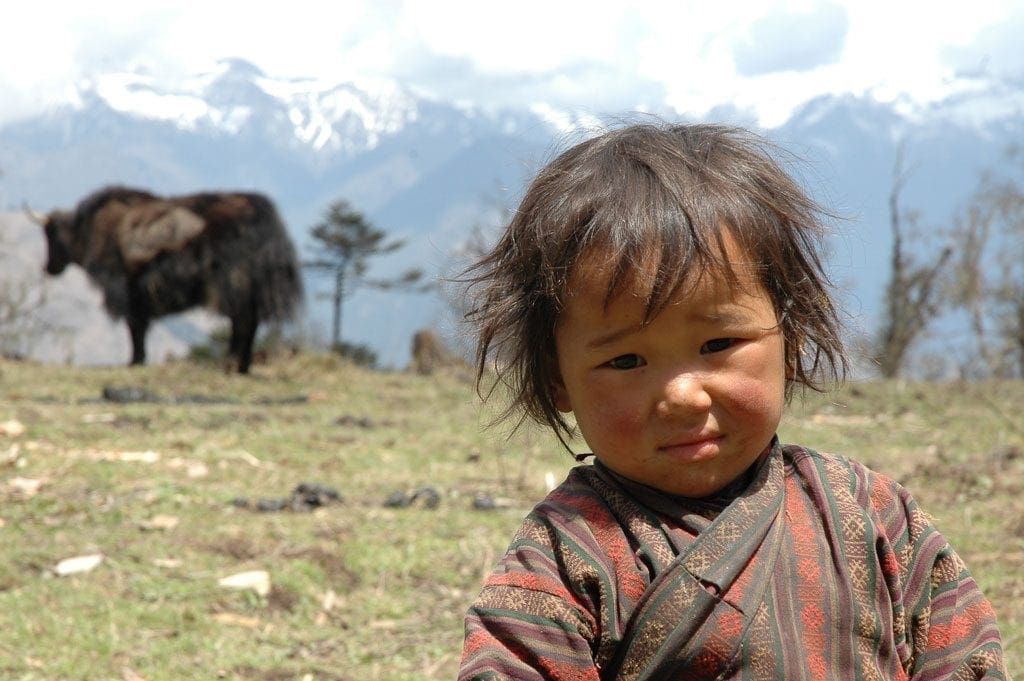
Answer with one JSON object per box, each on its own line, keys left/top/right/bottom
{"left": 657, "top": 434, "right": 723, "bottom": 462}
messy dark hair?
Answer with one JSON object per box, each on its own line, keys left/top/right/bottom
{"left": 463, "top": 122, "right": 846, "bottom": 444}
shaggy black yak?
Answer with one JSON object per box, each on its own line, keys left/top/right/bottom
{"left": 36, "top": 186, "right": 303, "bottom": 373}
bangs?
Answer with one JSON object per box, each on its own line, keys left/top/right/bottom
{"left": 566, "top": 155, "right": 738, "bottom": 325}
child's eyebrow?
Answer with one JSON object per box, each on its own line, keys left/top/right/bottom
{"left": 696, "top": 310, "right": 751, "bottom": 326}
{"left": 585, "top": 324, "right": 642, "bottom": 350}
{"left": 584, "top": 310, "right": 753, "bottom": 349}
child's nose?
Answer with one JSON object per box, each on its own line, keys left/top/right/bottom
{"left": 656, "top": 373, "right": 712, "bottom": 417}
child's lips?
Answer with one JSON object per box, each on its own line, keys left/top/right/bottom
{"left": 657, "top": 434, "right": 723, "bottom": 462}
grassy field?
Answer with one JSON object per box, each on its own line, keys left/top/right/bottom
{"left": 0, "top": 354, "right": 1021, "bottom": 680}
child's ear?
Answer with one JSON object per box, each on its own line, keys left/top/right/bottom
{"left": 552, "top": 379, "right": 573, "bottom": 413}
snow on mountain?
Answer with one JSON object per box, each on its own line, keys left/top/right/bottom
{"left": 261, "top": 77, "right": 421, "bottom": 153}
{"left": 527, "top": 102, "right": 607, "bottom": 135}
{"left": 2, "top": 61, "right": 1022, "bottom": 372}
{"left": 79, "top": 60, "right": 428, "bottom": 158}
{"left": 47, "top": 57, "right": 1024, "bottom": 161}
{"left": 91, "top": 72, "right": 212, "bottom": 129}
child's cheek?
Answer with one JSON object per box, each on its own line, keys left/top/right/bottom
{"left": 725, "top": 373, "right": 784, "bottom": 422}
{"left": 594, "top": 396, "right": 646, "bottom": 435}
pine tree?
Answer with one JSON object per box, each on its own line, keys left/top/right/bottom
{"left": 304, "top": 200, "right": 424, "bottom": 348}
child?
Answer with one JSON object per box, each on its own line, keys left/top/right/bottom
{"left": 458, "top": 123, "right": 1009, "bottom": 680}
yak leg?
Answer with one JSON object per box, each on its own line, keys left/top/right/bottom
{"left": 229, "top": 307, "right": 258, "bottom": 374}
{"left": 126, "top": 313, "right": 149, "bottom": 366}
{"left": 125, "top": 285, "right": 151, "bottom": 366}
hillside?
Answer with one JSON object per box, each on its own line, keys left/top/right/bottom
{"left": 2, "top": 61, "right": 1023, "bottom": 369}
{"left": 0, "top": 354, "right": 1020, "bottom": 678}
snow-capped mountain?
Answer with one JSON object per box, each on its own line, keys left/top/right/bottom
{"left": 2, "top": 59, "right": 1022, "bottom": 371}
{"left": 81, "top": 59, "right": 425, "bottom": 158}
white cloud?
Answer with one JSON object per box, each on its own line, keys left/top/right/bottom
{"left": 732, "top": 2, "right": 848, "bottom": 76}
{"left": 404, "top": 1, "right": 627, "bottom": 73}
{"left": 0, "top": 6, "right": 81, "bottom": 120}
{"left": 0, "top": 0, "right": 1020, "bottom": 127}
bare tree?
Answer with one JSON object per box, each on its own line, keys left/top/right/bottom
{"left": 947, "top": 168, "right": 1024, "bottom": 377}
{"left": 304, "top": 199, "right": 426, "bottom": 349}
{"left": 0, "top": 178, "right": 53, "bottom": 355}
{"left": 0, "top": 230, "right": 54, "bottom": 358}
{"left": 871, "top": 145, "right": 952, "bottom": 378}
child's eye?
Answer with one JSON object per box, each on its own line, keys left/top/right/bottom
{"left": 606, "top": 354, "right": 646, "bottom": 370}
{"left": 701, "top": 338, "right": 737, "bottom": 354}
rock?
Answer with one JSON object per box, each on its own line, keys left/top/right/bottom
{"left": 383, "top": 491, "right": 411, "bottom": 508}
{"left": 152, "top": 558, "right": 182, "bottom": 568}
{"left": 472, "top": 493, "right": 514, "bottom": 511}
{"left": 102, "top": 385, "right": 162, "bottom": 403}
{"left": 55, "top": 553, "right": 104, "bottom": 576}
{"left": 384, "top": 486, "right": 441, "bottom": 509}
{"left": 8, "top": 476, "right": 44, "bottom": 498}
{"left": 472, "top": 493, "right": 497, "bottom": 511}
{"left": 290, "top": 482, "right": 342, "bottom": 509}
{"left": 410, "top": 486, "right": 441, "bottom": 509}
{"left": 218, "top": 569, "right": 271, "bottom": 596}
{"left": 232, "top": 482, "right": 343, "bottom": 513}
{"left": 0, "top": 419, "right": 25, "bottom": 437}
{"left": 1, "top": 443, "right": 22, "bottom": 467}
{"left": 139, "top": 515, "right": 179, "bottom": 531}
{"left": 255, "top": 498, "right": 289, "bottom": 512}
{"left": 105, "top": 450, "right": 160, "bottom": 463}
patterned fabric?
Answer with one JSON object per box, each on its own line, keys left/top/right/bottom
{"left": 459, "top": 443, "right": 1009, "bottom": 680}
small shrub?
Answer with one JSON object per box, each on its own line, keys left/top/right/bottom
{"left": 331, "top": 341, "right": 377, "bottom": 368}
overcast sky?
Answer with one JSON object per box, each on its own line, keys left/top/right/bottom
{"left": 2, "top": 0, "right": 1022, "bottom": 128}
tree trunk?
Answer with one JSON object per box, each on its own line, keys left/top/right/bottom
{"left": 873, "top": 146, "right": 950, "bottom": 378}
{"left": 1015, "top": 293, "right": 1024, "bottom": 378}
{"left": 332, "top": 269, "right": 345, "bottom": 347}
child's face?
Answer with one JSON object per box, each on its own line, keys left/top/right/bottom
{"left": 552, "top": 237, "right": 786, "bottom": 498}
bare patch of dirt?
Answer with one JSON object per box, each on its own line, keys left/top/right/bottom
{"left": 204, "top": 533, "right": 262, "bottom": 561}
{"left": 266, "top": 584, "right": 300, "bottom": 613}
{"left": 283, "top": 545, "right": 360, "bottom": 592}
{"left": 915, "top": 445, "right": 1024, "bottom": 501}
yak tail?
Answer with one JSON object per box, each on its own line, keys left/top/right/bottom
{"left": 249, "top": 196, "right": 304, "bottom": 323}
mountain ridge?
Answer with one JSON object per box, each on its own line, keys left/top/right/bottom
{"left": 2, "top": 61, "right": 1022, "bottom": 372}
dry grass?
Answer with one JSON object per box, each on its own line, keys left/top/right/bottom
{"left": 0, "top": 355, "right": 1020, "bottom": 679}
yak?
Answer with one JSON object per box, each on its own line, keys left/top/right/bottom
{"left": 34, "top": 185, "right": 303, "bottom": 373}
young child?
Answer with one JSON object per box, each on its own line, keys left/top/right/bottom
{"left": 458, "top": 123, "right": 1009, "bottom": 680}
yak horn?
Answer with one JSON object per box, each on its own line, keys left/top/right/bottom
{"left": 22, "top": 202, "right": 47, "bottom": 225}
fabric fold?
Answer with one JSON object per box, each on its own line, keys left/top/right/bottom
{"left": 590, "top": 447, "right": 786, "bottom": 680}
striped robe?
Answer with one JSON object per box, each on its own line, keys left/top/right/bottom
{"left": 460, "top": 443, "right": 1009, "bottom": 680}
